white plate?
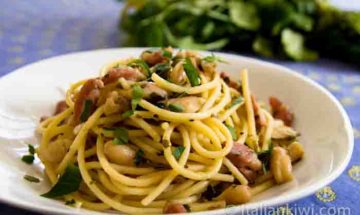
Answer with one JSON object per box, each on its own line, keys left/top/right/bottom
{"left": 0, "top": 48, "right": 353, "bottom": 215}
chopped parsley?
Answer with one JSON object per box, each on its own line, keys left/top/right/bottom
{"left": 80, "top": 99, "right": 93, "bottom": 122}
{"left": 153, "top": 62, "right": 171, "bottom": 78}
{"left": 28, "top": 144, "right": 35, "bottom": 155}
{"left": 155, "top": 102, "right": 166, "bottom": 109}
{"left": 202, "top": 53, "right": 226, "bottom": 63}
{"left": 41, "top": 164, "right": 82, "bottom": 198}
{"left": 21, "top": 144, "right": 36, "bottom": 164}
{"left": 122, "top": 110, "right": 134, "bottom": 118}
{"left": 24, "top": 175, "right": 40, "bottom": 183}
{"left": 183, "top": 57, "right": 200, "bottom": 86}
{"left": 168, "top": 103, "right": 184, "bottom": 112}
{"left": 257, "top": 142, "right": 274, "bottom": 174}
{"left": 128, "top": 59, "right": 151, "bottom": 77}
{"left": 22, "top": 155, "right": 34, "bottom": 164}
{"left": 134, "top": 149, "right": 146, "bottom": 166}
{"left": 162, "top": 49, "right": 172, "bottom": 58}
{"left": 131, "top": 84, "right": 144, "bottom": 110}
{"left": 172, "top": 146, "right": 185, "bottom": 160}
{"left": 113, "top": 127, "right": 128, "bottom": 145}
{"left": 226, "top": 125, "right": 238, "bottom": 141}
{"left": 230, "top": 96, "right": 244, "bottom": 108}
{"left": 202, "top": 185, "right": 223, "bottom": 200}
{"left": 65, "top": 199, "right": 76, "bottom": 206}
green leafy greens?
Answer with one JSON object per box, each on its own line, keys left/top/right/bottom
{"left": 120, "top": 0, "right": 360, "bottom": 66}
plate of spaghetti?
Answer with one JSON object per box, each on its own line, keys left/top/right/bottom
{"left": 0, "top": 48, "right": 353, "bottom": 214}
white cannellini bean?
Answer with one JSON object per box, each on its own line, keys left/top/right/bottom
{"left": 223, "top": 185, "right": 252, "bottom": 204}
{"left": 270, "top": 146, "right": 294, "bottom": 184}
{"left": 104, "top": 140, "right": 136, "bottom": 166}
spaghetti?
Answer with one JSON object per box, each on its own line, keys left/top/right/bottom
{"left": 37, "top": 48, "right": 304, "bottom": 214}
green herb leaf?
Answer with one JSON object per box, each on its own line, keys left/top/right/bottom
{"left": 24, "top": 175, "right": 40, "bottom": 183}
{"left": 172, "top": 146, "right": 185, "bottom": 160}
{"left": 41, "top": 164, "right": 82, "bottom": 198}
{"left": 257, "top": 142, "right": 274, "bottom": 174}
{"left": 131, "top": 84, "right": 144, "bottom": 110}
{"left": 230, "top": 97, "right": 244, "bottom": 108}
{"left": 162, "top": 49, "right": 172, "bottom": 58}
{"left": 153, "top": 63, "right": 171, "bottom": 77}
{"left": 226, "top": 125, "right": 238, "bottom": 141}
{"left": 202, "top": 185, "right": 223, "bottom": 200}
{"left": 128, "top": 59, "right": 151, "bottom": 77}
{"left": 65, "top": 199, "right": 76, "bottom": 206}
{"left": 122, "top": 110, "right": 134, "bottom": 118}
{"left": 155, "top": 102, "right": 166, "bottom": 109}
{"left": 113, "top": 127, "right": 128, "bottom": 145}
{"left": 168, "top": 103, "right": 184, "bottom": 112}
{"left": 80, "top": 100, "right": 93, "bottom": 122}
{"left": 134, "top": 149, "right": 146, "bottom": 166}
{"left": 21, "top": 155, "right": 34, "bottom": 164}
{"left": 28, "top": 144, "right": 35, "bottom": 155}
{"left": 183, "top": 58, "right": 200, "bottom": 87}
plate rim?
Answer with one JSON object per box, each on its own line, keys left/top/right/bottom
{"left": 0, "top": 47, "right": 354, "bottom": 215}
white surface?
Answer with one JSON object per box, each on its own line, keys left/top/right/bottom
{"left": 330, "top": 0, "right": 360, "bottom": 11}
{"left": 0, "top": 48, "right": 353, "bottom": 215}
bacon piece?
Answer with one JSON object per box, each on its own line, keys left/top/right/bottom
{"left": 227, "top": 144, "right": 262, "bottom": 182}
{"left": 251, "top": 95, "right": 266, "bottom": 128}
{"left": 269, "top": 97, "right": 294, "bottom": 126}
{"left": 163, "top": 203, "right": 187, "bottom": 214}
{"left": 73, "top": 79, "right": 104, "bottom": 124}
{"left": 102, "top": 67, "right": 145, "bottom": 85}
{"left": 220, "top": 71, "right": 240, "bottom": 90}
{"left": 54, "top": 100, "right": 68, "bottom": 115}
{"left": 141, "top": 50, "right": 168, "bottom": 66}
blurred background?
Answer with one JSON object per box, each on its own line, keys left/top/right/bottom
{"left": 0, "top": 0, "right": 360, "bottom": 214}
